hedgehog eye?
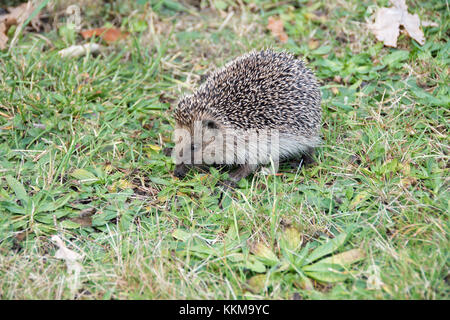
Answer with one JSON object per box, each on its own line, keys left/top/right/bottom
{"left": 203, "top": 120, "right": 218, "bottom": 130}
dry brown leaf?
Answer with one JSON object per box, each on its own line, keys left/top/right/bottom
{"left": 331, "top": 87, "right": 339, "bottom": 95}
{"left": 369, "top": 7, "right": 401, "bottom": 47}
{"left": 267, "top": 16, "right": 288, "bottom": 43}
{"left": 70, "top": 216, "right": 92, "bottom": 227}
{"left": 333, "top": 75, "right": 342, "bottom": 83}
{"left": 0, "top": 23, "right": 8, "bottom": 50}
{"left": 308, "top": 39, "right": 319, "bottom": 50}
{"left": 14, "top": 230, "right": 28, "bottom": 242}
{"left": 0, "top": 1, "right": 41, "bottom": 50}
{"left": 80, "top": 28, "right": 130, "bottom": 44}
{"left": 402, "top": 10, "right": 425, "bottom": 44}
{"left": 7, "top": 2, "right": 40, "bottom": 29}
{"left": 368, "top": 0, "right": 436, "bottom": 47}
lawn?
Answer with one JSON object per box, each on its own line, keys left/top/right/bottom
{"left": 0, "top": 0, "right": 448, "bottom": 299}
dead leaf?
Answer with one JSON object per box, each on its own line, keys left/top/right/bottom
{"left": 308, "top": 39, "right": 319, "bottom": 50}
{"left": 0, "top": 23, "right": 8, "bottom": 50}
{"left": 401, "top": 8, "right": 425, "bottom": 45}
{"left": 15, "top": 230, "right": 28, "bottom": 242}
{"left": 0, "top": 1, "right": 42, "bottom": 50}
{"left": 368, "top": 0, "right": 436, "bottom": 47}
{"left": 333, "top": 75, "right": 342, "bottom": 83}
{"left": 369, "top": 7, "right": 401, "bottom": 47}
{"left": 70, "top": 216, "right": 92, "bottom": 227}
{"left": 267, "top": 16, "right": 288, "bottom": 43}
{"left": 7, "top": 2, "right": 41, "bottom": 30}
{"left": 80, "top": 28, "right": 130, "bottom": 44}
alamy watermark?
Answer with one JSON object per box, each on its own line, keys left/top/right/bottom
{"left": 172, "top": 120, "right": 283, "bottom": 170}
{"left": 66, "top": 4, "right": 81, "bottom": 31}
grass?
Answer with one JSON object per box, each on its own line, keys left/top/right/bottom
{"left": 0, "top": 0, "right": 448, "bottom": 299}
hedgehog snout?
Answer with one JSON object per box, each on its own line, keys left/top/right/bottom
{"left": 174, "top": 164, "right": 189, "bottom": 178}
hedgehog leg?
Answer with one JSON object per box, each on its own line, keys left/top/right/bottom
{"left": 174, "top": 164, "right": 190, "bottom": 178}
{"left": 302, "top": 147, "right": 316, "bottom": 166}
{"left": 289, "top": 147, "right": 316, "bottom": 169}
{"left": 228, "top": 164, "right": 258, "bottom": 184}
{"left": 217, "top": 164, "right": 257, "bottom": 191}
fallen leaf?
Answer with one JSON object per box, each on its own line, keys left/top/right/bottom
{"left": 70, "top": 216, "right": 92, "bottom": 227}
{"left": 401, "top": 7, "right": 425, "bottom": 45}
{"left": 368, "top": 0, "right": 436, "bottom": 47}
{"left": 0, "top": 1, "right": 42, "bottom": 49}
{"left": 0, "top": 22, "right": 9, "bottom": 50}
{"left": 80, "top": 28, "right": 129, "bottom": 43}
{"left": 369, "top": 7, "right": 401, "bottom": 47}
{"left": 333, "top": 75, "right": 342, "bottom": 83}
{"left": 79, "top": 207, "right": 96, "bottom": 217}
{"left": 15, "top": 230, "right": 28, "bottom": 242}
{"left": 308, "top": 39, "right": 320, "bottom": 50}
{"left": 267, "top": 16, "right": 288, "bottom": 43}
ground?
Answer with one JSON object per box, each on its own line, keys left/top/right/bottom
{"left": 0, "top": 0, "right": 448, "bottom": 299}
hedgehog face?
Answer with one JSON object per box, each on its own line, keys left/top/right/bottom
{"left": 173, "top": 119, "right": 225, "bottom": 178}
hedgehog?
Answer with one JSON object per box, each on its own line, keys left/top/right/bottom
{"left": 172, "top": 49, "right": 321, "bottom": 187}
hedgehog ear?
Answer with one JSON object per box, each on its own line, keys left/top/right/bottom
{"left": 202, "top": 120, "right": 219, "bottom": 130}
